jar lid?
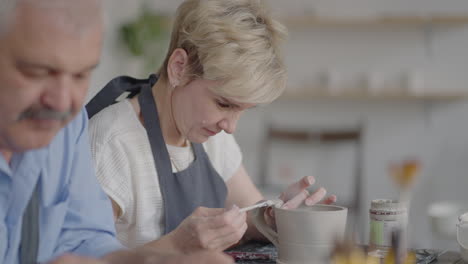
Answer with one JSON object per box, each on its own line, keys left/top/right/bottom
{"left": 370, "top": 199, "right": 407, "bottom": 212}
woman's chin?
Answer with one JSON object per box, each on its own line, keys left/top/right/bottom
{"left": 189, "top": 135, "right": 209, "bottom": 144}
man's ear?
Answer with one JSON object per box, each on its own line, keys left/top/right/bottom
{"left": 167, "top": 48, "right": 188, "bottom": 88}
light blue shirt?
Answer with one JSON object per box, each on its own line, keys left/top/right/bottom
{"left": 0, "top": 109, "right": 124, "bottom": 264}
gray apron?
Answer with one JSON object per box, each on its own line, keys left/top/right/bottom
{"left": 86, "top": 75, "right": 227, "bottom": 234}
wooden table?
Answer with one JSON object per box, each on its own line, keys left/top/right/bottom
{"left": 435, "top": 251, "right": 464, "bottom": 264}
{"left": 234, "top": 252, "right": 464, "bottom": 263}
{"left": 229, "top": 242, "right": 465, "bottom": 264}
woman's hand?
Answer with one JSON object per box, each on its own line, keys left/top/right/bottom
{"left": 264, "top": 176, "right": 337, "bottom": 229}
{"left": 167, "top": 206, "right": 247, "bottom": 253}
{"left": 280, "top": 176, "right": 336, "bottom": 209}
{"left": 161, "top": 251, "right": 234, "bottom": 264}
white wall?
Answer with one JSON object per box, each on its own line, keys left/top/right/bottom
{"left": 87, "top": 0, "right": 184, "bottom": 102}
{"left": 88, "top": 0, "right": 468, "bottom": 251}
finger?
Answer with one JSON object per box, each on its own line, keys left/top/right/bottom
{"left": 209, "top": 222, "right": 248, "bottom": 250}
{"left": 266, "top": 206, "right": 275, "bottom": 217}
{"left": 199, "top": 212, "right": 247, "bottom": 251}
{"left": 208, "top": 221, "right": 248, "bottom": 250}
{"left": 205, "top": 206, "right": 245, "bottom": 230}
{"left": 282, "top": 189, "right": 310, "bottom": 209}
{"left": 193, "top": 206, "right": 226, "bottom": 217}
{"left": 321, "top": 195, "right": 337, "bottom": 205}
{"left": 193, "top": 251, "right": 234, "bottom": 264}
{"left": 215, "top": 209, "right": 246, "bottom": 233}
{"left": 189, "top": 209, "right": 241, "bottom": 241}
{"left": 263, "top": 208, "right": 277, "bottom": 231}
{"left": 178, "top": 251, "right": 234, "bottom": 264}
{"left": 304, "top": 187, "right": 327, "bottom": 206}
{"left": 280, "top": 176, "right": 315, "bottom": 201}
{"left": 216, "top": 208, "right": 247, "bottom": 231}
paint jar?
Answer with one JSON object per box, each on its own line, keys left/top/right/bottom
{"left": 368, "top": 199, "right": 408, "bottom": 258}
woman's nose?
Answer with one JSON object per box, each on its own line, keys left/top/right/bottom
{"left": 218, "top": 115, "right": 239, "bottom": 134}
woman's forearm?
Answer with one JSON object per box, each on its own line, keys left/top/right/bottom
{"left": 141, "top": 232, "right": 181, "bottom": 255}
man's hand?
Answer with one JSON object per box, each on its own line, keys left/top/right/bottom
{"left": 50, "top": 250, "right": 234, "bottom": 264}
{"left": 47, "top": 254, "right": 106, "bottom": 264}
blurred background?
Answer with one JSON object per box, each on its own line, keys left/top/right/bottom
{"left": 88, "top": 0, "right": 468, "bottom": 252}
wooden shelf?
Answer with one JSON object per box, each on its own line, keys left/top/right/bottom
{"left": 279, "top": 90, "right": 468, "bottom": 102}
{"left": 268, "top": 127, "right": 361, "bottom": 143}
{"left": 281, "top": 15, "right": 468, "bottom": 28}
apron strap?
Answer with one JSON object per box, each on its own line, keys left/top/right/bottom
{"left": 138, "top": 86, "right": 174, "bottom": 234}
{"left": 86, "top": 75, "right": 158, "bottom": 119}
{"left": 20, "top": 182, "right": 40, "bottom": 264}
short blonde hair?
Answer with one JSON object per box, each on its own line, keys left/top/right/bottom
{"left": 159, "top": 0, "right": 287, "bottom": 104}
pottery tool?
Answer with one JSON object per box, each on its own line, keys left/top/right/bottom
{"left": 239, "top": 199, "right": 283, "bottom": 213}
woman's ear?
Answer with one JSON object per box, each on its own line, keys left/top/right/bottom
{"left": 167, "top": 48, "right": 188, "bottom": 88}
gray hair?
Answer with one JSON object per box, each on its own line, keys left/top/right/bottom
{"left": 0, "top": 0, "right": 103, "bottom": 37}
{"left": 0, "top": 0, "right": 16, "bottom": 35}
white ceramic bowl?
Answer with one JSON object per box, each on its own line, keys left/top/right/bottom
{"left": 460, "top": 245, "right": 468, "bottom": 262}
{"left": 428, "top": 201, "right": 468, "bottom": 239}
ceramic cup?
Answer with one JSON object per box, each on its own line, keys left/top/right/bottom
{"left": 428, "top": 201, "right": 468, "bottom": 239}
{"left": 253, "top": 204, "right": 347, "bottom": 264}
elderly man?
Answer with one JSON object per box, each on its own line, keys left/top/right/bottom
{"left": 0, "top": 0, "right": 233, "bottom": 263}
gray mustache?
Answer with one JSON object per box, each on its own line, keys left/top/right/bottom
{"left": 18, "top": 109, "right": 72, "bottom": 121}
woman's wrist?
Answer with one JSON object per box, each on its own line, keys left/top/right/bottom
{"left": 142, "top": 232, "right": 182, "bottom": 256}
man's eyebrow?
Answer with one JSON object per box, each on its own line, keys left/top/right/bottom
{"left": 16, "top": 60, "right": 52, "bottom": 70}
{"left": 80, "top": 62, "right": 100, "bottom": 73}
{"left": 16, "top": 60, "right": 100, "bottom": 73}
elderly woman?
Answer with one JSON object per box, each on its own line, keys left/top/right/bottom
{"left": 87, "top": 0, "right": 336, "bottom": 255}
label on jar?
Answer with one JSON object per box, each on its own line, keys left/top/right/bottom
{"left": 370, "top": 219, "right": 401, "bottom": 247}
{"left": 368, "top": 199, "right": 407, "bottom": 249}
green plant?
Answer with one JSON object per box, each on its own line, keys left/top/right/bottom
{"left": 120, "top": 10, "right": 170, "bottom": 74}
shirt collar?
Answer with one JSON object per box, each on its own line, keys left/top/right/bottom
{"left": 0, "top": 153, "right": 12, "bottom": 176}
{"left": 0, "top": 147, "right": 48, "bottom": 178}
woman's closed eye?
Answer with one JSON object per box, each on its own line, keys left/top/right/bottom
{"left": 216, "top": 100, "right": 232, "bottom": 109}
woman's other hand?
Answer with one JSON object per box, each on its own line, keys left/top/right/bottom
{"left": 280, "top": 176, "right": 336, "bottom": 209}
{"left": 264, "top": 176, "right": 337, "bottom": 229}
{"left": 168, "top": 206, "right": 247, "bottom": 253}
